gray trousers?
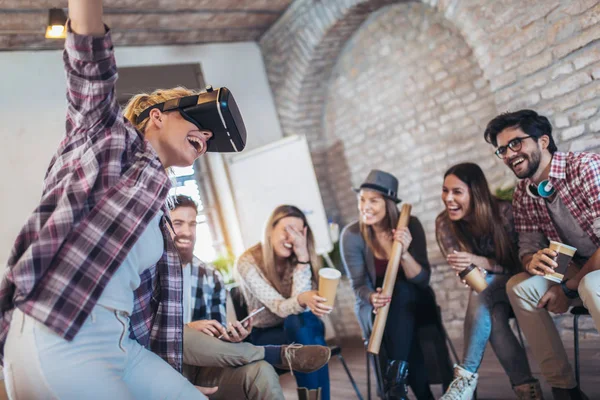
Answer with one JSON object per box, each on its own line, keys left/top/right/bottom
{"left": 182, "top": 326, "right": 285, "bottom": 400}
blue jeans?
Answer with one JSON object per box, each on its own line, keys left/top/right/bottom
{"left": 248, "top": 312, "right": 330, "bottom": 400}
{"left": 462, "top": 273, "right": 533, "bottom": 386}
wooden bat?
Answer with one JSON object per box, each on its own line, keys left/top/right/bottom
{"left": 367, "top": 203, "right": 412, "bottom": 355}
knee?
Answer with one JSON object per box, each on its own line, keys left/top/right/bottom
{"left": 283, "top": 313, "right": 304, "bottom": 331}
{"left": 242, "top": 361, "right": 278, "bottom": 387}
{"left": 505, "top": 272, "right": 531, "bottom": 301}
{"left": 578, "top": 271, "right": 600, "bottom": 302}
{"left": 284, "top": 314, "right": 324, "bottom": 344}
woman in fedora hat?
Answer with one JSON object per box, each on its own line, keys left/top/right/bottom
{"left": 340, "top": 170, "right": 438, "bottom": 400}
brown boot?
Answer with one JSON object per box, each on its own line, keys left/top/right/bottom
{"left": 273, "top": 344, "right": 331, "bottom": 374}
{"left": 513, "top": 380, "right": 544, "bottom": 400}
{"left": 297, "top": 387, "right": 322, "bottom": 400}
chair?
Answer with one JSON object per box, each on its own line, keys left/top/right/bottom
{"left": 229, "top": 285, "right": 364, "bottom": 400}
{"left": 571, "top": 306, "right": 591, "bottom": 386}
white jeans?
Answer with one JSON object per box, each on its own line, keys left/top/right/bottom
{"left": 4, "top": 306, "right": 205, "bottom": 400}
{"left": 578, "top": 269, "right": 600, "bottom": 333}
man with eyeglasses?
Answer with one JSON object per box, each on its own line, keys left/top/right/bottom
{"left": 483, "top": 109, "right": 600, "bottom": 400}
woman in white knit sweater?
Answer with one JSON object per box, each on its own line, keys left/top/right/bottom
{"left": 235, "top": 205, "right": 332, "bottom": 400}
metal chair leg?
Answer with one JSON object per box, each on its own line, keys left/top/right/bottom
{"left": 366, "top": 348, "right": 371, "bottom": 400}
{"left": 515, "top": 317, "right": 526, "bottom": 349}
{"left": 337, "top": 353, "right": 364, "bottom": 400}
{"left": 574, "top": 314, "right": 580, "bottom": 386}
{"left": 374, "top": 353, "right": 385, "bottom": 399}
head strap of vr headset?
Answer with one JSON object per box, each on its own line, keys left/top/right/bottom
{"left": 135, "top": 95, "right": 200, "bottom": 125}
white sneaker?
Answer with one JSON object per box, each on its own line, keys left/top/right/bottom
{"left": 440, "top": 365, "right": 478, "bottom": 400}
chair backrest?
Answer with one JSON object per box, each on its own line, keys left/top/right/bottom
{"left": 229, "top": 285, "right": 249, "bottom": 321}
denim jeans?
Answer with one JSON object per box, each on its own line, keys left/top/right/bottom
{"left": 4, "top": 306, "right": 204, "bottom": 400}
{"left": 248, "top": 312, "right": 330, "bottom": 400}
{"left": 462, "top": 273, "right": 534, "bottom": 386}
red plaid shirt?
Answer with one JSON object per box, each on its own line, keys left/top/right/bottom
{"left": 0, "top": 28, "right": 183, "bottom": 371}
{"left": 513, "top": 151, "right": 600, "bottom": 250}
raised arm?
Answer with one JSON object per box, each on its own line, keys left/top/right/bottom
{"left": 68, "top": 0, "right": 104, "bottom": 36}
{"left": 64, "top": 0, "right": 122, "bottom": 137}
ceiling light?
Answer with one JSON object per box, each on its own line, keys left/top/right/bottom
{"left": 45, "top": 8, "right": 67, "bottom": 39}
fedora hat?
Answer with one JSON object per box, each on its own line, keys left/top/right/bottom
{"left": 353, "top": 169, "right": 401, "bottom": 203}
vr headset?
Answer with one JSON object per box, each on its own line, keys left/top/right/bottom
{"left": 135, "top": 86, "right": 246, "bottom": 153}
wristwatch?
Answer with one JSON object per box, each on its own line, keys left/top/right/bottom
{"left": 560, "top": 280, "right": 579, "bottom": 299}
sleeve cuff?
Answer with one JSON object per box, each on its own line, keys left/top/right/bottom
{"left": 407, "top": 269, "right": 429, "bottom": 288}
{"left": 65, "top": 21, "right": 113, "bottom": 62}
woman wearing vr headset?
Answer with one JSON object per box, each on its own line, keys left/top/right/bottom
{"left": 235, "top": 205, "right": 332, "bottom": 400}
{"left": 340, "top": 170, "right": 438, "bottom": 400}
{"left": 435, "top": 163, "right": 540, "bottom": 400}
{"left": 1, "top": 1, "right": 216, "bottom": 399}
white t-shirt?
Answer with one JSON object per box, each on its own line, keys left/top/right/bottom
{"left": 97, "top": 211, "right": 164, "bottom": 314}
{"left": 182, "top": 262, "right": 192, "bottom": 324}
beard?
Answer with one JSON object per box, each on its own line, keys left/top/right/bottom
{"left": 174, "top": 244, "right": 194, "bottom": 264}
{"left": 512, "top": 149, "right": 541, "bottom": 179}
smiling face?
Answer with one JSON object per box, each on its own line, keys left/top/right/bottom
{"left": 170, "top": 205, "right": 197, "bottom": 265}
{"left": 442, "top": 174, "right": 472, "bottom": 221}
{"left": 358, "top": 189, "right": 387, "bottom": 226}
{"left": 269, "top": 216, "right": 305, "bottom": 260}
{"left": 496, "top": 127, "right": 543, "bottom": 179}
{"left": 146, "top": 109, "right": 213, "bottom": 168}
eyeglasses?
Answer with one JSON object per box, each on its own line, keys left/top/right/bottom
{"left": 494, "top": 136, "right": 534, "bottom": 158}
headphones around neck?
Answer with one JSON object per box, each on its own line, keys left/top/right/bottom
{"left": 526, "top": 180, "right": 555, "bottom": 198}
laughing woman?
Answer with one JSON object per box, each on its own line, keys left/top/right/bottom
{"left": 436, "top": 163, "right": 541, "bottom": 400}
{"left": 340, "top": 170, "right": 438, "bottom": 400}
{"left": 235, "top": 205, "right": 332, "bottom": 400}
{"left": 1, "top": 1, "right": 217, "bottom": 398}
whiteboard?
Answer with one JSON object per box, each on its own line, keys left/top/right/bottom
{"left": 227, "top": 135, "right": 333, "bottom": 255}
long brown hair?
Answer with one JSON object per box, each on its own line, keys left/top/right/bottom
{"left": 358, "top": 192, "right": 400, "bottom": 258}
{"left": 260, "top": 205, "right": 321, "bottom": 296}
{"left": 441, "top": 163, "right": 519, "bottom": 271}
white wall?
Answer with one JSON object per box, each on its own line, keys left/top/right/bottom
{"left": 0, "top": 41, "right": 283, "bottom": 269}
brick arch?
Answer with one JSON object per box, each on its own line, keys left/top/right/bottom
{"left": 259, "top": 0, "right": 500, "bottom": 216}
{"left": 260, "top": 0, "right": 405, "bottom": 215}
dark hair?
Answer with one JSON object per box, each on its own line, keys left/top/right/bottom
{"left": 441, "top": 163, "right": 519, "bottom": 272}
{"left": 484, "top": 109, "right": 557, "bottom": 154}
{"left": 170, "top": 195, "right": 198, "bottom": 214}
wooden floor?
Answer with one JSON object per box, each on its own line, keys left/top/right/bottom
{"left": 280, "top": 337, "right": 600, "bottom": 400}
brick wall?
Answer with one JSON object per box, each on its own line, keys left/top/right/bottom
{"left": 260, "top": 0, "right": 600, "bottom": 340}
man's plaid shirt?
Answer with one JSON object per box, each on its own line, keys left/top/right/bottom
{"left": 513, "top": 151, "right": 600, "bottom": 249}
{"left": 0, "top": 27, "right": 184, "bottom": 371}
{"left": 189, "top": 257, "right": 227, "bottom": 324}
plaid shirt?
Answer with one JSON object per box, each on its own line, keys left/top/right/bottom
{"left": 513, "top": 151, "right": 600, "bottom": 251}
{"left": 0, "top": 27, "right": 183, "bottom": 371}
{"left": 189, "top": 257, "right": 227, "bottom": 324}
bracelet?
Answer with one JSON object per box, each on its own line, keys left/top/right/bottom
{"left": 296, "top": 260, "right": 310, "bottom": 265}
{"left": 560, "top": 280, "right": 579, "bottom": 299}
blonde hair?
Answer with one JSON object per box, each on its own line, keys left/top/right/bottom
{"left": 123, "top": 86, "right": 197, "bottom": 133}
{"left": 260, "top": 205, "right": 321, "bottom": 297}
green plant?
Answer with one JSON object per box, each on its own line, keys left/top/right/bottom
{"left": 212, "top": 252, "right": 236, "bottom": 285}
{"left": 495, "top": 185, "right": 515, "bottom": 201}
